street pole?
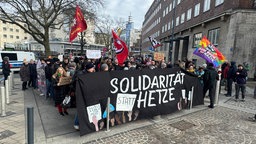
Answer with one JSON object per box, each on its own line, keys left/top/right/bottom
{"left": 169, "top": 0, "right": 177, "bottom": 62}
{"left": 80, "top": 32, "right": 85, "bottom": 56}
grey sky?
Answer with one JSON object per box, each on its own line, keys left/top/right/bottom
{"left": 101, "top": 0, "right": 154, "bottom": 29}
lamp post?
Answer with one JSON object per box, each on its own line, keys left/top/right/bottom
{"left": 169, "top": 0, "right": 177, "bottom": 62}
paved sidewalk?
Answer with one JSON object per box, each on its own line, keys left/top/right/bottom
{"left": 0, "top": 77, "right": 255, "bottom": 144}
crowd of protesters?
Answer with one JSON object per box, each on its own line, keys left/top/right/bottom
{"left": 0, "top": 54, "right": 252, "bottom": 130}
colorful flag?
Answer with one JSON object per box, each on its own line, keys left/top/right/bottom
{"left": 112, "top": 30, "right": 129, "bottom": 65}
{"left": 148, "top": 36, "right": 162, "bottom": 49}
{"left": 193, "top": 36, "right": 226, "bottom": 67}
{"left": 69, "top": 5, "right": 87, "bottom": 42}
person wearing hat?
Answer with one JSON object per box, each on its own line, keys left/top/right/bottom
{"left": 20, "top": 59, "right": 30, "bottom": 90}
{"left": 234, "top": 64, "right": 247, "bottom": 102}
{"left": 2, "top": 56, "right": 11, "bottom": 85}
{"left": 85, "top": 62, "right": 95, "bottom": 73}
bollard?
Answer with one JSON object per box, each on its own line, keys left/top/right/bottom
{"left": 8, "top": 76, "right": 11, "bottom": 94}
{"left": 11, "top": 71, "right": 14, "bottom": 89}
{"left": 9, "top": 72, "right": 13, "bottom": 89}
{"left": 5, "top": 80, "right": 9, "bottom": 104}
{"left": 190, "top": 87, "right": 194, "bottom": 109}
{"left": 215, "top": 74, "right": 221, "bottom": 105}
{"left": 27, "top": 107, "right": 34, "bottom": 144}
{"left": 106, "top": 97, "right": 110, "bottom": 132}
{"left": 1, "top": 87, "right": 6, "bottom": 116}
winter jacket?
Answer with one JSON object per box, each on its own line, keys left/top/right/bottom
{"left": 20, "top": 64, "right": 30, "bottom": 82}
{"left": 29, "top": 63, "right": 37, "bottom": 78}
{"left": 227, "top": 61, "right": 237, "bottom": 80}
{"left": 2, "top": 61, "right": 11, "bottom": 77}
{"left": 235, "top": 69, "right": 247, "bottom": 84}
{"left": 45, "top": 64, "right": 53, "bottom": 81}
{"left": 203, "top": 66, "right": 219, "bottom": 88}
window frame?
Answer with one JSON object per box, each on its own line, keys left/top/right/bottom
{"left": 193, "top": 33, "right": 203, "bottom": 48}
{"left": 203, "top": 0, "right": 211, "bottom": 12}
{"left": 194, "top": 3, "right": 200, "bottom": 17}
{"left": 187, "top": 8, "right": 192, "bottom": 21}
{"left": 215, "top": 0, "right": 224, "bottom": 7}
{"left": 208, "top": 28, "right": 220, "bottom": 46}
{"left": 181, "top": 13, "right": 185, "bottom": 24}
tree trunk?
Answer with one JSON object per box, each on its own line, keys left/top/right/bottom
{"left": 44, "top": 28, "right": 51, "bottom": 57}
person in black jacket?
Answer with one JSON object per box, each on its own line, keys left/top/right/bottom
{"left": 45, "top": 59, "right": 54, "bottom": 99}
{"left": 28, "top": 59, "right": 37, "bottom": 89}
{"left": 2, "top": 56, "right": 11, "bottom": 86}
{"left": 225, "top": 61, "right": 237, "bottom": 97}
{"left": 234, "top": 64, "right": 247, "bottom": 101}
{"left": 203, "top": 63, "right": 219, "bottom": 108}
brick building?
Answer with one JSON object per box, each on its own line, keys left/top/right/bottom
{"left": 142, "top": 0, "right": 256, "bottom": 78}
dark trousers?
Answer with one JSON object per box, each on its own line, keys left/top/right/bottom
{"left": 235, "top": 84, "right": 246, "bottom": 99}
{"left": 227, "top": 79, "right": 233, "bottom": 95}
{"left": 22, "top": 81, "right": 28, "bottom": 90}
{"left": 203, "top": 86, "right": 216, "bottom": 107}
{"left": 3, "top": 74, "right": 8, "bottom": 86}
{"left": 46, "top": 79, "right": 54, "bottom": 100}
{"left": 28, "top": 77, "right": 37, "bottom": 88}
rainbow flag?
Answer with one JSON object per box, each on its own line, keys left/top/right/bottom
{"left": 193, "top": 36, "right": 226, "bottom": 67}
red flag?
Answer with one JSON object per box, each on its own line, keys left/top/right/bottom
{"left": 112, "top": 30, "right": 129, "bottom": 65}
{"left": 69, "top": 6, "right": 87, "bottom": 42}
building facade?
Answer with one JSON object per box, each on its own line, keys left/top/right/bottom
{"left": 142, "top": 0, "right": 256, "bottom": 78}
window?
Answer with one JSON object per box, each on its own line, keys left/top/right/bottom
{"left": 187, "top": 8, "right": 192, "bottom": 20}
{"left": 10, "top": 35, "right": 13, "bottom": 38}
{"left": 208, "top": 28, "right": 220, "bottom": 46}
{"left": 3, "top": 34, "right": 7, "bottom": 38}
{"left": 168, "top": 22, "right": 171, "bottom": 30}
{"left": 165, "top": 24, "right": 167, "bottom": 32}
{"left": 24, "top": 37, "right": 27, "bottom": 40}
{"left": 162, "top": 26, "right": 164, "bottom": 33}
{"left": 181, "top": 13, "right": 185, "bottom": 24}
{"left": 163, "top": 9, "right": 165, "bottom": 17}
{"left": 10, "top": 28, "right": 13, "bottom": 32}
{"left": 173, "top": 0, "right": 176, "bottom": 8}
{"left": 3, "top": 27, "right": 7, "bottom": 31}
{"left": 177, "top": 0, "right": 181, "bottom": 5}
{"left": 169, "top": 3, "right": 172, "bottom": 12}
{"left": 193, "top": 33, "right": 203, "bottom": 47}
{"left": 16, "top": 36, "right": 19, "bottom": 39}
{"left": 2, "top": 20, "right": 6, "bottom": 24}
{"left": 204, "top": 0, "right": 211, "bottom": 12}
{"left": 194, "top": 3, "right": 200, "bottom": 17}
{"left": 16, "top": 29, "right": 19, "bottom": 32}
{"left": 171, "top": 20, "right": 174, "bottom": 28}
{"left": 166, "top": 7, "right": 168, "bottom": 14}
{"left": 176, "top": 16, "right": 180, "bottom": 26}
{"left": 215, "top": 0, "right": 224, "bottom": 6}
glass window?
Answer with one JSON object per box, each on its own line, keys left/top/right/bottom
{"left": 215, "top": 0, "right": 224, "bottom": 6}
{"left": 181, "top": 13, "right": 185, "bottom": 24}
{"left": 24, "top": 37, "right": 27, "bottom": 40}
{"left": 208, "top": 28, "right": 220, "bottom": 46}
{"left": 10, "top": 35, "right": 13, "bottom": 38}
{"left": 168, "top": 22, "right": 171, "bottom": 30}
{"left": 3, "top": 34, "right": 7, "bottom": 38}
{"left": 187, "top": 8, "right": 192, "bottom": 20}
{"left": 204, "top": 0, "right": 211, "bottom": 12}
{"left": 10, "top": 28, "right": 13, "bottom": 31}
{"left": 166, "top": 7, "right": 168, "bottom": 14}
{"left": 1, "top": 53, "right": 17, "bottom": 61}
{"left": 169, "top": 3, "right": 172, "bottom": 12}
{"left": 194, "top": 3, "right": 200, "bottom": 17}
{"left": 162, "top": 26, "right": 164, "bottom": 33}
{"left": 171, "top": 20, "right": 174, "bottom": 28}
{"left": 176, "top": 16, "right": 180, "bottom": 26}
{"left": 193, "top": 33, "right": 203, "bottom": 47}
{"left": 3, "top": 27, "right": 7, "bottom": 31}
{"left": 177, "top": 0, "right": 181, "bottom": 5}
{"left": 163, "top": 9, "right": 165, "bottom": 17}
{"left": 16, "top": 29, "right": 19, "bottom": 32}
{"left": 165, "top": 24, "right": 167, "bottom": 32}
{"left": 16, "top": 36, "right": 19, "bottom": 39}
{"left": 173, "top": 0, "right": 176, "bottom": 8}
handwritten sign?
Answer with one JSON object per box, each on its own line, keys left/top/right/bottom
{"left": 58, "top": 76, "right": 72, "bottom": 86}
{"left": 116, "top": 93, "right": 137, "bottom": 111}
{"left": 86, "top": 50, "right": 101, "bottom": 59}
{"left": 86, "top": 103, "right": 102, "bottom": 123}
{"left": 154, "top": 52, "right": 165, "bottom": 61}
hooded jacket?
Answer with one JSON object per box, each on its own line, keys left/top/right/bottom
{"left": 227, "top": 61, "right": 237, "bottom": 80}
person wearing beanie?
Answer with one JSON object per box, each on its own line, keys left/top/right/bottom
{"left": 234, "top": 64, "right": 247, "bottom": 102}
{"left": 203, "top": 63, "right": 219, "bottom": 108}
{"left": 86, "top": 63, "right": 95, "bottom": 73}
{"left": 2, "top": 56, "right": 11, "bottom": 86}
{"left": 225, "top": 61, "right": 237, "bottom": 97}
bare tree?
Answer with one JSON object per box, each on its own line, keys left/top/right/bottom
{"left": 95, "top": 14, "right": 126, "bottom": 57}
{"left": 0, "top": 0, "right": 103, "bottom": 56}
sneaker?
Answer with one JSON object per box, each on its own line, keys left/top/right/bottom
{"left": 241, "top": 99, "right": 245, "bottom": 102}
{"left": 74, "top": 125, "right": 79, "bottom": 130}
{"left": 208, "top": 105, "right": 214, "bottom": 109}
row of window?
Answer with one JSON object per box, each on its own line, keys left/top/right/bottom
{"left": 193, "top": 28, "right": 220, "bottom": 47}
{"left": 3, "top": 27, "right": 20, "bottom": 32}
{"left": 2, "top": 34, "right": 27, "bottom": 40}
{"left": 162, "top": 0, "right": 224, "bottom": 33}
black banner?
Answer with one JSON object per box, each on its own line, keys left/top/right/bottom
{"left": 76, "top": 68, "right": 204, "bottom": 136}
